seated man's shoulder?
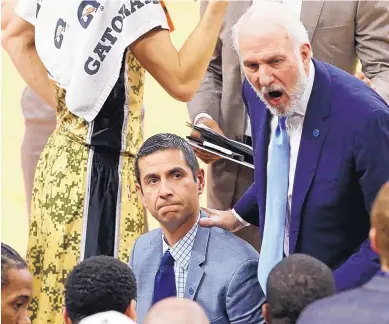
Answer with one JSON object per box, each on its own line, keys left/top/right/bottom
{"left": 133, "top": 228, "right": 161, "bottom": 250}
{"left": 297, "top": 287, "right": 371, "bottom": 324}
{"left": 208, "top": 227, "right": 259, "bottom": 262}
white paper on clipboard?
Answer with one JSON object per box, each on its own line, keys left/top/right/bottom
{"left": 187, "top": 140, "right": 255, "bottom": 169}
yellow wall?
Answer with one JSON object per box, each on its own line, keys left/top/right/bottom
{"left": 1, "top": 2, "right": 205, "bottom": 256}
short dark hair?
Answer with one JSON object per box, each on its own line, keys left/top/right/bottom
{"left": 266, "top": 254, "right": 335, "bottom": 324}
{"left": 135, "top": 133, "right": 199, "bottom": 185}
{"left": 65, "top": 255, "right": 137, "bottom": 323}
{"left": 1, "top": 243, "right": 28, "bottom": 286}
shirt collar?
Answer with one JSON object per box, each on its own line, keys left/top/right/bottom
{"left": 162, "top": 214, "right": 200, "bottom": 270}
{"left": 293, "top": 59, "right": 315, "bottom": 117}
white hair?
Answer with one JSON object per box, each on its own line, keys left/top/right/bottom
{"left": 232, "top": 1, "right": 311, "bottom": 54}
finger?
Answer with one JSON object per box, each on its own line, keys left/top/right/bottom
{"left": 198, "top": 216, "right": 217, "bottom": 227}
{"left": 355, "top": 71, "right": 365, "bottom": 80}
{"left": 201, "top": 207, "right": 217, "bottom": 215}
{"left": 190, "top": 130, "right": 202, "bottom": 139}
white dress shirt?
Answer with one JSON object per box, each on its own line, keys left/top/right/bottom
{"left": 162, "top": 216, "right": 199, "bottom": 298}
{"left": 233, "top": 60, "right": 315, "bottom": 255}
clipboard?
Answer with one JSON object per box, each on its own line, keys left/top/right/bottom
{"left": 186, "top": 139, "right": 255, "bottom": 169}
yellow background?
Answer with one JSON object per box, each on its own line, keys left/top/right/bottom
{"left": 1, "top": 2, "right": 205, "bottom": 256}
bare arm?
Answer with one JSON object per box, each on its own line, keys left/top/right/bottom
{"left": 187, "top": 0, "right": 223, "bottom": 122}
{"left": 1, "top": 1, "right": 56, "bottom": 108}
{"left": 130, "top": 1, "right": 228, "bottom": 102}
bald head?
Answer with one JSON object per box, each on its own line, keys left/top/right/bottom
{"left": 370, "top": 181, "right": 389, "bottom": 268}
{"left": 144, "top": 298, "right": 209, "bottom": 324}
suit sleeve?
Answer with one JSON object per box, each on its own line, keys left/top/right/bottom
{"left": 333, "top": 106, "right": 389, "bottom": 291}
{"left": 187, "top": 1, "right": 223, "bottom": 122}
{"left": 233, "top": 80, "right": 260, "bottom": 226}
{"left": 356, "top": 0, "right": 389, "bottom": 103}
{"left": 226, "top": 258, "right": 266, "bottom": 324}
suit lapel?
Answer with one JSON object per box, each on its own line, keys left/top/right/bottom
{"left": 290, "top": 59, "right": 331, "bottom": 253}
{"left": 255, "top": 102, "right": 271, "bottom": 235}
{"left": 244, "top": 82, "right": 272, "bottom": 234}
{"left": 300, "top": 0, "right": 324, "bottom": 41}
{"left": 184, "top": 223, "right": 210, "bottom": 300}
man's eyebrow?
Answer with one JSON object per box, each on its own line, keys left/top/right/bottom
{"left": 167, "top": 167, "right": 186, "bottom": 175}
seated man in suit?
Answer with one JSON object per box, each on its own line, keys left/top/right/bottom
{"left": 130, "top": 133, "right": 265, "bottom": 324}
{"left": 144, "top": 298, "right": 209, "bottom": 324}
{"left": 297, "top": 181, "right": 389, "bottom": 324}
{"left": 263, "top": 254, "right": 335, "bottom": 324}
{"left": 64, "top": 256, "right": 137, "bottom": 324}
{"left": 199, "top": 2, "right": 389, "bottom": 293}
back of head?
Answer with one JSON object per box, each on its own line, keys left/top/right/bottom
{"left": 65, "top": 255, "right": 137, "bottom": 323}
{"left": 1, "top": 243, "right": 28, "bottom": 286}
{"left": 371, "top": 181, "right": 389, "bottom": 266}
{"left": 79, "top": 311, "right": 136, "bottom": 324}
{"left": 144, "top": 298, "right": 209, "bottom": 324}
{"left": 232, "top": 1, "right": 310, "bottom": 53}
{"left": 267, "top": 254, "right": 335, "bottom": 324}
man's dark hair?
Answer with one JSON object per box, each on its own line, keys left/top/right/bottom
{"left": 135, "top": 133, "right": 199, "bottom": 185}
{"left": 65, "top": 255, "right": 137, "bottom": 323}
{"left": 1, "top": 243, "right": 28, "bottom": 286}
{"left": 266, "top": 254, "right": 335, "bottom": 324}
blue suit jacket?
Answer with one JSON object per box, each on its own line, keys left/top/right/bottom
{"left": 130, "top": 215, "right": 265, "bottom": 324}
{"left": 297, "top": 273, "right": 389, "bottom": 323}
{"left": 234, "top": 59, "right": 389, "bottom": 292}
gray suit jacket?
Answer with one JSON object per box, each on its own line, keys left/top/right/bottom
{"left": 297, "top": 274, "right": 389, "bottom": 323}
{"left": 187, "top": 0, "right": 389, "bottom": 210}
{"left": 130, "top": 220, "right": 265, "bottom": 324}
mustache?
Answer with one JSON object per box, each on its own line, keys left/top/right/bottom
{"left": 260, "top": 84, "right": 286, "bottom": 96}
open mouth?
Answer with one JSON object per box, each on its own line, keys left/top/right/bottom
{"left": 268, "top": 90, "right": 283, "bottom": 99}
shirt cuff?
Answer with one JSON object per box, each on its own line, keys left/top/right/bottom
{"left": 194, "top": 113, "right": 214, "bottom": 125}
{"left": 232, "top": 209, "right": 250, "bottom": 227}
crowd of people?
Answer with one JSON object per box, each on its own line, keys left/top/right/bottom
{"left": 1, "top": 0, "right": 389, "bottom": 323}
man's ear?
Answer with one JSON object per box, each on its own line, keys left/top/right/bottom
{"left": 63, "top": 307, "right": 72, "bottom": 324}
{"left": 369, "top": 227, "right": 379, "bottom": 254}
{"left": 124, "top": 299, "right": 137, "bottom": 322}
{"left": 262, "top": 303, "right": 271, "bottom": 324}
{"left": 135, "top": 183, "right": 146, "bottom": 208}
{"left": 196, "top": 169, "right": 205, "bottom": 195}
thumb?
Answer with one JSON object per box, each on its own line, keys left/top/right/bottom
{"left": 199, "top": 207, "right": 218, "bottom": 227}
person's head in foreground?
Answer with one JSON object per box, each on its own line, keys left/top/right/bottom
{"left": 370, "top": 180, "right": 389, "bottom": 272}
{"left": 78, "top": 311, "right": 136, "bottom": 324}
{"left": 64, "top": 255, "right": 137, "bottom": 324}
{"left": 135, "top": 133, "right": 205, "bottom": 244}
{"left": 233, "top": 2, "right": 312, "bottom": 117}
{"left": 263, "top": 254, "right": 335, "bottom": 324}
{"left": 144, "top": 297, "right": 210, "bottom": 324}
{"left": 1, "top": 243, "right": 33, "bottom": 324}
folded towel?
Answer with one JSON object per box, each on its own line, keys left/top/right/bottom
{"left": 16, "top": 0, "right": 169, "bottom": 122}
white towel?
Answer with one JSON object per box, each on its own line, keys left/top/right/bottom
{"left": 16, "top": 0, "right": 169, "bottom": 122}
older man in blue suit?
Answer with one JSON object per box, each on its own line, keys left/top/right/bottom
{"left": 130, "top": 133, "right": 265, "bottom": 324}
{"left": 199, "top": 2, "right": 389, "bottom": 294}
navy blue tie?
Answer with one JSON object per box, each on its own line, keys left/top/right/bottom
{"left": 152, "top": 250, "right": 176, "bottom": 305}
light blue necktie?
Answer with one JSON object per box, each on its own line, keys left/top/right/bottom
{"left": 258, "top": 116, "right": 290, "bottom": 295}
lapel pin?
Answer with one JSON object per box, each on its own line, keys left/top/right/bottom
{"left": 313, "top": 129, "right": 320, "bottom": 138}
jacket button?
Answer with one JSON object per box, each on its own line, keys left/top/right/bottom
{"left": 189, "top": 287, "right": 194, "bottom": 295}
